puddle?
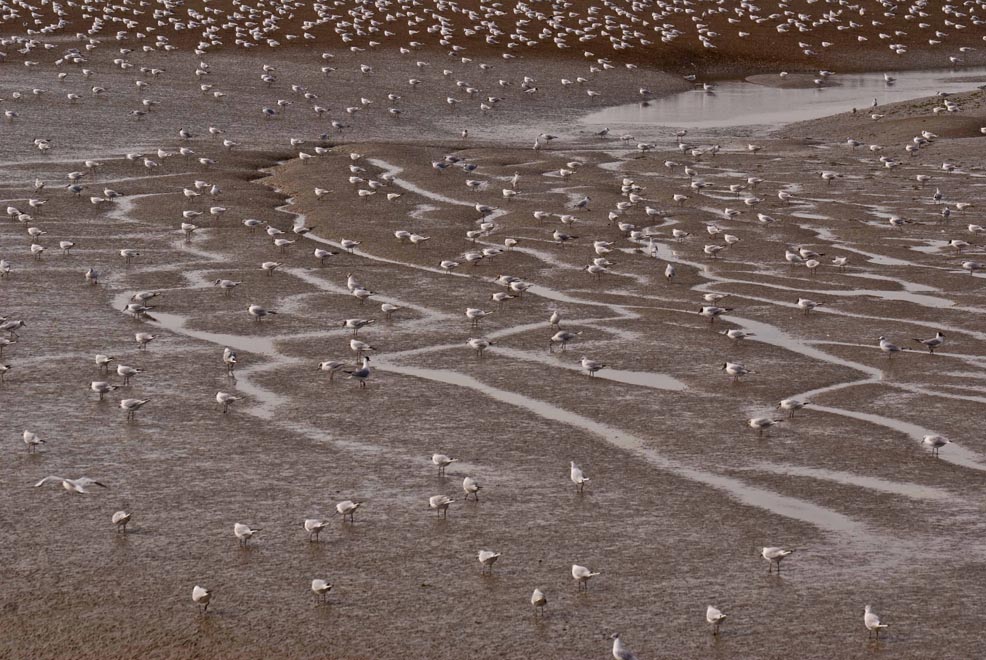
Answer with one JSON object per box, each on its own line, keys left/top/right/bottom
{"left": 743, "top": 463, "right": 950, "bottom": 501}
{"left": 488, "top": 345, "right": 687, "bottom": 391}
{"left": 583, "top": 67, "right": 986, "bottom": 128}
{"left": 375, "top": 361, "right": 864, "bottom": 533}
{"left": 808, "top": 404, "right": 986, "bottom": 472}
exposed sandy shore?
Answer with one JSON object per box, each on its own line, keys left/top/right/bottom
{"left": 2, "top": 18, "right": 986, "bottom": 660}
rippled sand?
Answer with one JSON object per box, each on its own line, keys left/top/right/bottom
{"left": 3, "top": 34, "right": 986, "bottom": 660}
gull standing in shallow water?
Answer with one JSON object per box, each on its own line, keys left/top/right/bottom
{"left": 192, "top": 585, "right": 212, "bottom": 613}
{"left": 913, "top": 331, "right": 945, "bottom": 354}
{"left": 864, "top": 605, "right": 888, "bottom": 638}
{"left": 572, "top": 564, "right": 599, "bottom": 591}
{"left": 749, "top": 417, "right": 782, "bottom": 438}
{"left": 531, "top": 588, "right": 547, "bottom": 616}
{"left": 878, "top": 336, "right": 903, "bottom": 358}
{"left": 234, "top": 523, "right": 261, "bottom": 546}
{"left": 778, "top": 399, "right": 809, "bottom": 417}
{"left": 23, "top": 430, "right": 45, "bottom": 453}
{"left": 611, "top": 633, "right": 638, "bottom": 660}
{"left": 311, "top": 579, "right": 333, "bottom": 605}
{"left": 336, "top": 500, "right": 363, "bottom": 522}
{"left": 462, "top": 476, "right": 481, "bottom": 501}
{"left": 317, "top": 360, "right": 346, "bottom": 381}
{"left": 112, "top": 511, "right": 132, "bottom": 534}
{"left": 304, "top": 519, "right": 330, "bottom": 542}
{"left": 707, "top": 605, "right": 728, "bottom": 636}
{"left": 478, "top": 550, "right": 501, "bottom": 573}
{"left": 120, "top": 398, "right": 150, "bottom": 421}
{"left": 580, "top": 356, "right": 606, "bottom": 376}
{"left": 922, "top": 435, "right": 949, "bottom": 456}
{"left": 762, "top": 546, "right": 795, "bottom": 573}
{"left": 343, "top": 357, "right": 371, "bottom": 388}
{"left": 216, "top": 392, "right": 241, "bottom": 413}
{"left": 550, "top": 331, "right": 581, "bottom": 352}
{"left": 429, "top": 495, "right": 454, "bottom": 518}
{"left": 248, "top": 304, "right": 277, "bottom": 321}
{"left": 570, "top": 461, "right": 589, "bottom": 493}
{"left": 432, "top": 453, "right": 458, "bottom": 475}
{"left": 91, "top": 381, "right": 119, "bottom": 400}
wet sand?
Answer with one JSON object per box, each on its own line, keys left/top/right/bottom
{"left": 2, "top": 22, "right": 986, "bottom": 660}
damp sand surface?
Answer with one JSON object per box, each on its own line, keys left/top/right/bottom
{"left": 2, "top": 43, "right": 986, "bottom": 660}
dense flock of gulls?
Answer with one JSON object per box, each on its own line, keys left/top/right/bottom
{"left": 2, "top": 0, "right": 986, "bottom": 656}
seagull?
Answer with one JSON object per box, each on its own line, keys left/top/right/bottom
{"left": 317, "top": 360, "right": 346, "bottom": 381}
{"left": 216, "top": 392, "right": 241, "bottom": 414}
{"left": 432, "top": 453, "right": 458, "bottom": 476}
{"left": 248, "top": 304, "right": 277, "bottom": 321}
{"left": 707, "top": 605, "right": 727, "bottom": 636}
{"left": 878, "top": 336, "right": 903, "bottom": 358}
{"left": 120, "top": 398, "right": 149, "bottom": 420}
{"left": 465, "top": 308, "right": 494, "bottom": 326}
{"left": 214, "top": 279, "right": 241, "bottom": 295}
{"left": 192, "top": 585, "right": 212, "bottom": 613}
{"left": 34, "top": 476, "right": 107, "bottom": 493}
{"left": 466, "top": 337, "right": 495, "bottom": 358}
{"left": 922, "top": 434, "right": 949, "bottom": 457}
{"left": 700, "top": 306, "right": 733, "bottom": 323}
{"left": 913, "top": 331, "right": 944, "bottom": 354}
{"left": 90, "top": 381, "right": 119, "bottom": 400}
{"left": 222, "top": 348, "right": 238, "bottom": 375}
{"left": 429, "top": 494, "right": 454, "bottom": 518}
{"left": 796, "top": 298, "right": 823, "bottom": 316}
{"left": 864, "top": 605, "right": 888, "bottom": 639}
{"left": 108, "top": 510, "right": 133, "bottom": 534}
{"left": 342, "top": 319, "right": 375, "bottom": 336}
{"left": 580, "top": 356, "right": 606, "bottom": 376}
{"left": 311, "top": 579, "right": 333, "bottom": 605}
{"left": 722, "top": 362, "right": 754, "bottom": 381}
{"left": 23, "top": 430, "right": 45, "bottom": 453}
{"left": 762, "top": 547, "right": 795, "bottom": 573}
{"left": 343, "top": 356, "right": 372, "bottom": 388}
{"left": 550, "top": 331, "right": 582, "bottom": 352}
{"left": 572, "top": 564, "right": 599, "bottom": 591}
{"left": 462, "top": 476, "right": 481, "bottom": 501}
{"left": 531, "top": 588, "right": 547, "bottom": 616}
{"left": 135, "top": 333, "right": 155, "bottom": 350}
{"left": 336, "top": 500, "right": 362, "bottom": 522}
{"left": 478, "top": 550, "right": 501, "bottom": 574}
{"left": 570, "top": 461, "right": 589, "bottom": 493}
{"left": 778, "top": 399, "right": 809, "bottom": 417}
{"left": 304, "top": 519, "right": 330, "bottom": 542}
{"left": 723, "top": 329, "right": 754, "bottom": 341}
{"left": 234, "top": 523, "right": 261, "bottom": 546}
{"left": 261, "top": 262, "right": 282, "bottom": 276}
{"left": 749, "top": 417, "right": 781, "bottom": 438}
{"left": 117, "top": 365, "right": 142, "bottom": 386}
{"left": 611, "top": 633, "right": 638, "bottom": 660}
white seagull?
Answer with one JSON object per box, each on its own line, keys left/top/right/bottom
{"left": 570, "top": 461, "right": 590, "bottom": 493}
{"left": 572, "top": 564, "right": 599, "bottom": 591}
{"left": 34, "top": 476, "right": 107, "bottom": 494}
{"left": 478, "top": 549, "right": 502, "bottom": 573}
{"left": 192, "top": 585, "right": 212, "bottom": 613}
{"left": 864, "top": 605, "right": 888, "bottom": 639}
{"left": 234, "top": 523, "right": 261, "bottom": 546}
{"left": 762, "top": 546, "right": 795, "bottom": 573}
